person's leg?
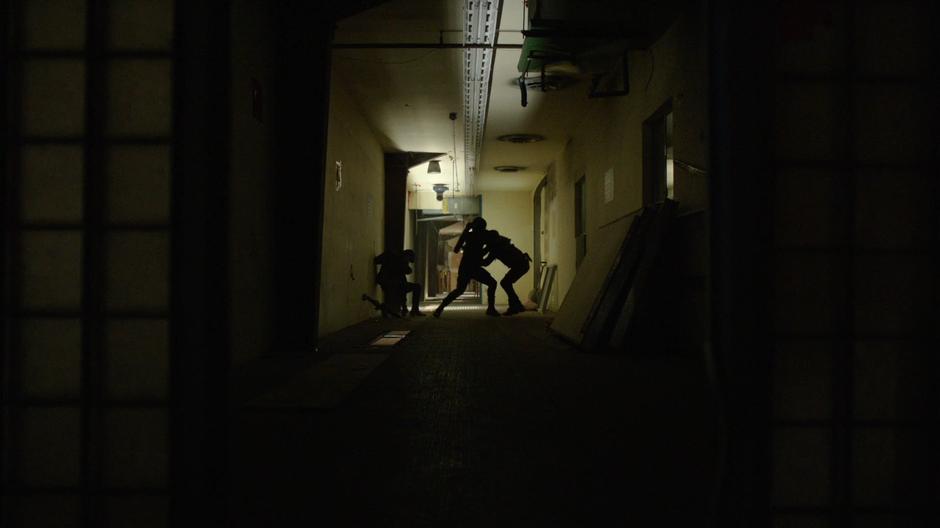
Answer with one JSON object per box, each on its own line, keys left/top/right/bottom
{"left": 361, "top": 293, "right": 383, "bottom": 311}
{"left": 407, "top": 282, "right": 424, "bottom": 315}
{"left": 501, "top": 260, "right": 530, "bottom": 315}
{"left": 471, "top": 268, "right": 500, "bottom": 316}
{"left": 433, "top": 274, "right": 470, "bottom": 317}
{"left": 398, "top": 280, "right": 409, "bottom": 316}
{"left": 374, "top": 283, "right": 401, "bottom": 318}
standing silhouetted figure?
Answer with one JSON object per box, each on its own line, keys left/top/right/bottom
{"left": 369, "top": 249, "right": 425, "bottom": 317}
{"left": 482, "top": 229, "right": 531, "bottom": 315}
{"left": 433, "top": 217, "right": 499, "bottom": 317}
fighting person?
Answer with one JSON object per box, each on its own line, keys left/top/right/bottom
{"left": 433, "top": 217, "right": 500, "bottom": 318}
{"left": 482, "top": 230, "right": 531, "bottom": 315}
{"left": 367, "top": 249, "right": 425, "bottom": 317}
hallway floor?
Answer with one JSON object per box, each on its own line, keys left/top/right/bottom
{"left": 229, "top": 306, "right": 718, "bottom": 526}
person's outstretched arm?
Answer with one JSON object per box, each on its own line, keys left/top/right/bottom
{"left": 454, "top": 224, "right": 471, "bottom": 253}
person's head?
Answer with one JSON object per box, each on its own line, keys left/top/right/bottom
{"left": 468, "top": 217, "right": 487, "bottom": 232}
{"left": 403, "top": 249, "right": 415, "bottom": 262}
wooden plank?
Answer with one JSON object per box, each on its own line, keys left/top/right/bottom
{"left": 537, "top": 264, "right": 556, "bottom": 313}
{"left": 547, "top": 211, "right": 638, "bottom": 345}
{"left": 580, "top": 206, "right": 656, "bottom": 350}
{"left": 609, "top": 199, "right": 678, "bottom": 350}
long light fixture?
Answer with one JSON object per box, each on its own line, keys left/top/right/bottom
{"left": 463, "top": 0, "right": 502, "bottom": 197}
{"left": 449, "top": 112, "right": 459, "bottom": 195}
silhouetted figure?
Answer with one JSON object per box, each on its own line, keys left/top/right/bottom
{"left": 370, "top": 249, "right": 425, "bottom": 317}
{"left": 398, "top": 249, "right": 425, "bottom": 316}
{"left": 433, "top": 217, "right": 499, "bottom": 317}
{"left": 482, "top": 230, "right": 531, "bottom": 315}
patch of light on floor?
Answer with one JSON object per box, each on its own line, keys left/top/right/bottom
{"left": 420, "top": 302, "right": 493, "bottom": 312}
{"left": 369, "top": 330, "right": 411, "bottom": 346}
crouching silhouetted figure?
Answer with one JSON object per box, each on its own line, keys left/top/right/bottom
{"left": 482, "top": 229, "right": 531, "bottom": 315}
{"left": 369, "top": 249, "right": 425, "bottom": 317}
{"left": 433, "top": 217, "right": 499, "bottom": 318}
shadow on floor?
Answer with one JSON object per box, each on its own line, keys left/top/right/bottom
{"left": 229, "top": 310, "right": 719, "bottom": 526}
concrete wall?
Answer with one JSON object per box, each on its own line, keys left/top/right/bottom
{"left": 542, "top": 6, "right": 709, "bottom": 311}
{"left": 230, "top": 0, "right": 275, "bottom": 365}
{"left": 318, "top": 75, "right": 385, "bottom": 336}
{"left": 482, "top": 191, "right": 535, "bottom": 305}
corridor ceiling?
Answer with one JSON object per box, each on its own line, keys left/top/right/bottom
{"left": 333, "top": 0, "right": 593, "bottom": 196}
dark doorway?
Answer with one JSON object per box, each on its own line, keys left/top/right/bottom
{"left": 413, "top": 212, "right": 480, "bottom": 303}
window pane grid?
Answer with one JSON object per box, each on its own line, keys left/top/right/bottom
{"left": 16, "top": 50, "right": 172, "bottom": 59}
{"left": 12, "top": 311, "right": 170, "bottom": 319}
{"left": 3, "top": 1, "right": 175, "bottom": 525}
{"left": 771, "top": 2, "right": 936, "bottom": 525}
{"left": 17, "top": 137, "right": 172, "bottom": 144}
{"left": 2, "top": 487, "right": 169, "bottom": 496}
{"left": 17, "top": 224, "right": 173, "bottom": 232}
{"left": 3, "top": 399, "right": 170, "bottom": 408}
{"left": 775, "top": 420, "right": 938, "bottom": 428}
{"left": 773, "top": 506, "right": 938, "bottom": 515}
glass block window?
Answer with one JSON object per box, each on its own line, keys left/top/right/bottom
{"left": 2, "top": 2, "right": 176, "bottom": 526}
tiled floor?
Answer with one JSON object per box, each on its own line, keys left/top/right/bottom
{"left": 229, "top": 307, "right": 718, "bottom": 526}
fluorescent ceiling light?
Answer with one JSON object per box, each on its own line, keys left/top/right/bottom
{"left": 463, "top": 0, "right": 502, "bottom": 197}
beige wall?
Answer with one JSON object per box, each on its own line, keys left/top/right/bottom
{"left": 542, "top": 7, "right": 708, "bottom": 311}
{"left": 403, "top": 196, "right": 414, "bottom": 252}
{"left": 409, "top": 190, "right": 445, "bottom": 210}
{"left": 403, "top": 190, "right": 415, "bottom": 284}
{"left": 481, "top": 191, "right": 535, "bottom": 305}
{"left": 318, "top": 74, "right": 385, "bottom": 336}
{"left": 230, "top": 0, "right": 275, "bottom": 366}
{"left": 542, "top": 152, "right": 577, "bottom": 310}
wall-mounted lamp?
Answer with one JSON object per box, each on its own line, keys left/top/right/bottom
{"left": 427, "top": 160, "right": 442, "bottom": 174}
{"left": 432, "top": 183, "right": 449, "bottom": 201}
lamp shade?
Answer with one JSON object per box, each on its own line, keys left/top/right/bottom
{"left": 427, "top": 160, "right": 442, "bottom": 174}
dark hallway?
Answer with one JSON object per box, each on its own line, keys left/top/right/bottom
{"left": 2, "top": 1, "right": 938, "bottom": 527}
{"left": 230, "top": 308, "right": 716, "bottom": 526}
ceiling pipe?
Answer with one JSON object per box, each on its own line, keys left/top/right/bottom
{"left": 463, "top": 0, "right": 503, "bottom": 198}
{"left": 332, "top": 42, "right": 522, "bottom": 49}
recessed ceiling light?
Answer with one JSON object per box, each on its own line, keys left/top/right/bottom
{"left": 497, "top": 134, "right": 545, "bottom": 144}
{"left": 494, "top": 165, "right": 527, "bottom": 172}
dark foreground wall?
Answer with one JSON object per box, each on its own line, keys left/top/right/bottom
{"left": 710, "top": 1, "right": 939, "bottom": 526}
